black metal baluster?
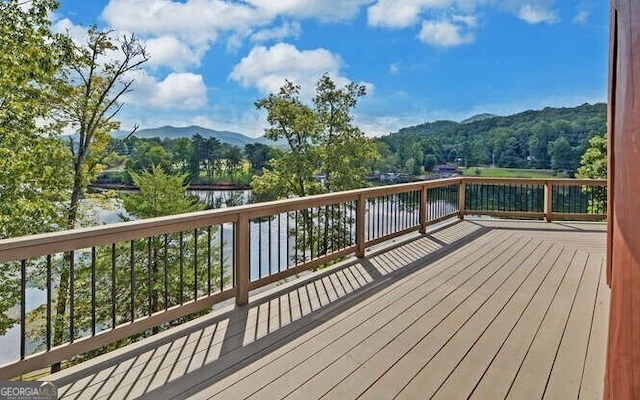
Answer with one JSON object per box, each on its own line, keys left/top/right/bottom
{"left": 219, "top": 224, "right": 224, "bottom": 291}
{"left": 148, "top": 238, "right": 153, "bottom": 316}
{"left": 111, "top": 243, "right": 116, "bottom": 328}
{"left": 164, "top": 235, "right": 168, "bottom": 310}
{"left": 309, "top": 208, "right": 314, "bottom": 260}
{"left": 268, "top": 216, "right": 273, "bottom": 274}
{"left": 130, "top": 242, "right": 135, "bottom": 322}
{"left": 258, "top": 218, "right": 263, "bottom": 278}
{"left": 194, "top": 229, "right": 198, "bottom": 300}
{"left": 46, "top": 255, "right": 52, "bottom": 350}
{"left": 286, "top": 212, "right": 291, "bottom": 269}
{"left": 92, "top": 247, "right": 96, "bottom": 335}
{"left": 232, "top": 223, "right": 236, "bottom": 287}
{"left": 20, "top": 260, "right": 26, "bottom": 359}
{"left": 295, "top": 210, "right": 299, "bottom": 265}
{"left": 179, "top": 232, "right": 184, "bottom": 305}
{"left": 207, "top": 226, "right": 212, "bottom": 295}
{"left": 278, "top": 214, "right": 282, "bottom": 273}
{"left": 377, "top": 197, "right": 382, "bottom": 238}
{"left": 70, "top": 251, "right": 75, "bottom": 341}
{"left": 324, "top": 205, "right": 329, "bottom": 256}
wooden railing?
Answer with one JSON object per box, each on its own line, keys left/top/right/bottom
{"left": 0, "top": 177, "right": 606, "bottom": 379}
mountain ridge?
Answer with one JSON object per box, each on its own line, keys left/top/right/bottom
{"left": 112, "top": 125, "right": 269, "bottom": 147}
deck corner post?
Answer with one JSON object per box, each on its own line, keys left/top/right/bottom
{"left": 356, "top": 194, "right": 366, "bottom": 258}
{"left": 458, "top": 180, "right": 467, "bottom": 220}
{"left": 419, "top": 186, "right": 428, "bottom": 234}
{"left": 235, "top": 214, "right": 250, "bottom": 305}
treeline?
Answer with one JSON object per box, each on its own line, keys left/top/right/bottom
{"left": 99, "top": 135, "right": 276, "bottom": 186}
{"left": 372, "top": 103, "right": 607, "bottom": 176}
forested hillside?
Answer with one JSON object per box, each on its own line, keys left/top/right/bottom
{"left": 375, "top": 103, "right": 606, "bottom": 175}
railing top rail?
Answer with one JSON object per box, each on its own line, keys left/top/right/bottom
{"left": 461, "top": 177, "right": 607, "bottom": 186}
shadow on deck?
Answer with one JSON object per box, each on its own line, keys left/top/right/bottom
{"left": 49, "top": 219, "right": 608, "bottom": 400}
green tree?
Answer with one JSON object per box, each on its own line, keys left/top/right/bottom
{"left": 50, "top": 26, "right": 148, "bottom": 371}
{"left": 123, "top": 166, "right": 203, "bottom": 218}
{"left": 252, "top": 80, "right": 323, "bottom": 199}
{"left": 245, "top": 143, "right": 273, "bottom": 173}
{"left": 126, "top": 141, "right": 172, "bottom": 174}
{"left": 252, "top": 75, "right": 377, "bottom": 263}
{"left": 0, "top": 0, "right": 72, "bottom": 342}
{"left": 576, "top": 134, "right": 607, "bottom": 179}
{"left": 576, "top": 134, "right": 607, "bottom": 214}
{"left": 423, "top": 154, "right": 438, "bottom": 172}
{"left": 548, "top": 136, "right": 574, "bottom": 172}
{"left": 56, "top": 26, "right": 148, "bottom": 229}
{"left": 171, "top": 137, "right": 194, "bottom": 174}
{"left": 0, "top": 0, "right": 72, "bottom": 239}
{"left": 314, "top": 74, "right": 377, "bottom": 191}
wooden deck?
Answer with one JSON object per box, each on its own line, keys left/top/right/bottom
{"left": 49, "top": 219, "right": 609, "bottom": 400}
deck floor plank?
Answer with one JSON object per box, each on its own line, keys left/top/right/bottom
{"left": 47, "top": 220, "right": 608, "bottom": 400}
{"left": 199, "top": 230, "right": 514, "bottom": 399}
{"left": 430, "top": 242, "right": 561, "bottom": 400}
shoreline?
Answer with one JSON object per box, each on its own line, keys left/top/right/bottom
{"left": 89, "top": 182, "right": 251, "bottom": 191}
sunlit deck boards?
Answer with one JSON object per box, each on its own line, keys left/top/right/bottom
{"left": 49, "top": 219, "right": 608, "bottom": 400}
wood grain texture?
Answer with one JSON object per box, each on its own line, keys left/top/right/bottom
{"left": 605, "top": 1, "right": 640, "bottom": 398}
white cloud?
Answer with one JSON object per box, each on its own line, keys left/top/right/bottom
{"left": 102, "top": 0, "right": 268, "bottom": 43}
{"left": 517, "top": 4, "right": 559, "bottom": 24}
{"left": 145, "top": 36, "right": 205, "bottom": 70}
{"left": 102, "top": 0, "right": 371, "bottom": 47}
{"left": 245, "top": 0, "right": 374, "bottom": 22}
{"left": 126, "top": 71, "right": 208, "bottom": 110}
{"left": 230, "top": 43, "right": 365, "bottom": 99}
{"left": 418, "top": 18, "right": 475, "bottom": 47}
{"left": 367, "top": 0, "right": 451, "bottom": 28}
{"left": 251, "top": 21, "right": 302, "bottom": 42}
{"left": 52, "top": 17, "right": 89, "bottom": 42}
{"left": 389, "top": 63, "right": 400, "bottom": 74}
{"left": 573, "top": 10, "right": 589, "bottom": 24}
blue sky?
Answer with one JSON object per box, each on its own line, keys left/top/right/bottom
{"left": 53, "top": 0, "right": 608, "bottom": 137}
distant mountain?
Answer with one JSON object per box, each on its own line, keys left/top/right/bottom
{"left": 461, "top": 113, "right": 498, "bottom": 124}
{"left": 112, "top": 125, "right": 271, "bottom": 147}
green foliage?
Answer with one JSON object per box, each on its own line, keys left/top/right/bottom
{"left": 126, "top": 141, "right": 172, "bottom": 174}
{"left": 0, "top": 0, "right": 72, "bottom": 239}
{"left": 252, "top": 75, "right": 377, "bottom": 266}
{"left": 245, "top": 143, "right": 272, "bottom": 173}
{"left": 548, "top": 136, "right": 574, "bottom": 173}
{"left": 576, "top": 134, "right": 607, "bottom": 214}
{"left": 56, "top": 25, "right": 148, "bottom": 228}
{"left": 123, "top": 165, "right": 204, "bottom": 219}
{"left": 576, "top": 134, "right": 607, "bottom": 179}
{"left": 252, "top": 75, "right": 377, "bottom": 199}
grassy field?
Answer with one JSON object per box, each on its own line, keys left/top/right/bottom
{"left": 461, "top": 167, "right": 560, "bottom": 179}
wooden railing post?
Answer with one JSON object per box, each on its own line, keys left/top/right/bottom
{"left": 544, "top": 181, "right": 553, "bottom": 222}
{"left": 419, "top": 185, "right": 428, "bottom": 234}
{"left": 356, "top": 194, "right": 366, "bottom": 258}
{"left": 235, "top": 214, "right": 250, "bottom": 305}
{"left": 458, "top": 180, "right": 466, "bottom": 220}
